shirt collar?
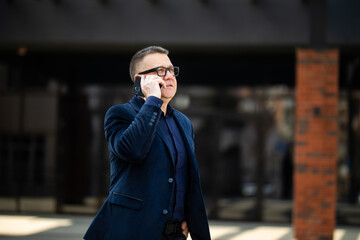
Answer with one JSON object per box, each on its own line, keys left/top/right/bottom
{"left": 166, "top": 104, "right": 174, "bottom": 116}
{"left": 161, "top": 103, "right": 174, "bottom": 118}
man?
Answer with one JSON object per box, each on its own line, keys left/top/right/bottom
{"left": 84, "top": 46, "right": 211, "bottom": 240}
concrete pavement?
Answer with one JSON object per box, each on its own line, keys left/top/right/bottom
{"left": 0, "top": 214, "right": 359, "bottom": 240}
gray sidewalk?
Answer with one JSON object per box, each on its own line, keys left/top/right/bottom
{"left": 0, "top": 214, "right": 359, "bottom": 240}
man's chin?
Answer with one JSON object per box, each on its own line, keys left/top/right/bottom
{"left": 161, "top": 94, "right": 175, "bottom": 102}
{"left": 161, "top": 91, "right": 176, "bottom": 99}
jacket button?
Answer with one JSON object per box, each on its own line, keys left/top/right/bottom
{"left": 162, "top": 209, "right": 168, "bottom": 215}
{"left": 168, "top": 178, "right": 174, "bottom": 183}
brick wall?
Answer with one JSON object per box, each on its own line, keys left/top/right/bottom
{"left": 293, "top": 49, "right": 339, "bottom": 240}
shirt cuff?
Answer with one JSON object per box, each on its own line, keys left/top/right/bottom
{"left": 145, "top": 96, "right": 164, "bottom": 108}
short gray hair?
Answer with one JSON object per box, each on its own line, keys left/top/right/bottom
{"left": 129, "top": 46, "right": 169, "bottom": 81}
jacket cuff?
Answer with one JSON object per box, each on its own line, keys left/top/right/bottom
{"left": 144, "top": 96, "right": 164, "bottom": 108}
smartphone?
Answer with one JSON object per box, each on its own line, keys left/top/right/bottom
{"left": 133, "top": 76, "right": 144, "bottom": 97}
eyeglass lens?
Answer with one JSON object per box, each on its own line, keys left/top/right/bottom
{"left": 157, "top": 67, "right": 179, "bottom": 77}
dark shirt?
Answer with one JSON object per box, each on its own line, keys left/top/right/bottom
{"left": 145, "top": 96, "right": 189, "bottom": 221}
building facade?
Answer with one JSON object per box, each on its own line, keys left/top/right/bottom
{"left": 1, "top": 0, "right": 360, "bottom": 239}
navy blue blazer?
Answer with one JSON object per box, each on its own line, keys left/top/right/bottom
{"left": 84, "top": 96, "right": 211, "bottom": 240}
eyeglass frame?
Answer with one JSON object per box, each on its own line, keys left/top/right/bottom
{"left": 138, "top": 66, "right": 180, "bottom": 77}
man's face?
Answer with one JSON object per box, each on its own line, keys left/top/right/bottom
{"left": 137, "top": 53, "right": 177, "bottom": 101}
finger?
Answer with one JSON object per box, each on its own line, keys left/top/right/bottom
{"left": 133, "top": 74, "right": 141, "bottom": 81}
{"left": 138, "top": 75, "right": 146, "bottom": 86}
{"left": 181, "top": 221, "right": 189, "bottom": 237}
{"left": 141, "top": 75, "right": 157, "bottom": 88}
{"left": 181, "top": 221, "right": 186, "bottom": 230}
{"left": 157, "top": 78, "right": 166, "bottom": 89}
{"left": 142, "top": 75, "right": 162, "bottom": 86}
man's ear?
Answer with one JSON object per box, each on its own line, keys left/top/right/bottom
{"left": 133, "top": 74, "right": 140, "bottom": 82}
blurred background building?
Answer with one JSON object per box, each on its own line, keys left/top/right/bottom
{"left": 0, "top": 0, "right": 359, "bottom": 233}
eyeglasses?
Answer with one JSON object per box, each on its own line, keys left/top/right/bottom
{"left": 138, "top": 66, "right": 180, "bottom": 77}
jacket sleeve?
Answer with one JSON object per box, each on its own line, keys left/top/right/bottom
{"left": 104, "top": 103, "right": 162, "bottom": 163}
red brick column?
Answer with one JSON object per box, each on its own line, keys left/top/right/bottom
{"left": 293, "top": 49, "right": 339, "bottom": 240}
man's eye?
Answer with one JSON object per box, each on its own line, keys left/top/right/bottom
{"left": 169, "top": 68, "right": 176, "bottom": 74}
{"left": 157, "top": 68, "right": 166, "bottom": 75}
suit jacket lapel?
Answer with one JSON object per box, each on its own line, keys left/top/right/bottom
{"left": 173, "top": 111, "right": 200, "bottom": 181}
{"left": 155, "top": 125, "right": 175, "bottom": 166}
{"left": 173, "top": 111, "right": 193, "bottom": 151}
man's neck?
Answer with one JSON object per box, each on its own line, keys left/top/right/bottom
{"left": 161, "top": 101, "right": 168, "bottom": 116}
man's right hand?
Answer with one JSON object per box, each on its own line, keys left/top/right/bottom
{"left": 139, "top": 75, "right": 166, "bottom": 100}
